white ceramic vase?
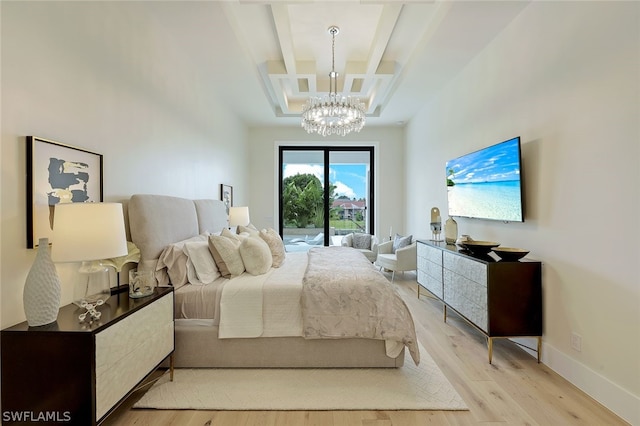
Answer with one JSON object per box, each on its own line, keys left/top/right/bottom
{"left": 23, "top": 238, "right": 61, "bottom": 327}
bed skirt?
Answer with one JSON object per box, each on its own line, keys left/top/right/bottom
{"left": 166, "top": 323, "right": 405, "bottom": 368}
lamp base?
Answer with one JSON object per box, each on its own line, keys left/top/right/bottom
{"left": 73, "top": 261, "right": 111, "bottom": 307}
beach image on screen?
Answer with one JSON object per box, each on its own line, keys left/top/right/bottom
{"left": 446, "top": 138, "right": 523, "bottom": 222}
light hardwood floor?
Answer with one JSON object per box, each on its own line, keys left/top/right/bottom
{"left": 105, "top": 272, "right": 628, "bottom": 426}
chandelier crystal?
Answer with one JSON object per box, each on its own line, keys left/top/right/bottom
{"left": 301, "top": 26, "right": 366, "bottom": 137}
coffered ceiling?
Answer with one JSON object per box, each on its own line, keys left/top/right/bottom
{"left": 219, "top": 1, "right": 530, "bottom": 127}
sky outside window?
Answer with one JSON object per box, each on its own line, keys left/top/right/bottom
{"left": 283, "top": 164, "right": 366, "bottom": 199}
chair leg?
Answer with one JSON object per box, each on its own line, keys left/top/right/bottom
{"left": 391, "top": 270, "right": 395, "bottom": 283}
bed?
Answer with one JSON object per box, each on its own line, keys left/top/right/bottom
{"left": 127, "top": 194, "right": 419, "bottom": 368}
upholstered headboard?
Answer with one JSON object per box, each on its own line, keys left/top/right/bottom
{"left": 128, "top": 194, "right": 227, "bottom": 273}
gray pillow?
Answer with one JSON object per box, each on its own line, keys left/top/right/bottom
{"left": 352, "top": 233, "right": 372, "bottom": 250}
{"left": 392, "top": 234, "right": 412, "bottom": 253}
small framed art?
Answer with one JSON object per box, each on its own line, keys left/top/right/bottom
{"left": 26, "top": 136, "right": 103, "bottom": 248}
{"left": 220, "top": 184, "right": 233, "bottom": 214}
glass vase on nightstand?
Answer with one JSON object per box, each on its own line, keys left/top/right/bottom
{"left": 444, "top": 216, "right": 458, "bottom": 244}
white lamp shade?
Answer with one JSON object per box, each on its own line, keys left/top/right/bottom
{"left": 228, "top": 206, "right": 250, "bottom": 227}
{"left": 51, "top": 203, "right": 128, "bottom": 263}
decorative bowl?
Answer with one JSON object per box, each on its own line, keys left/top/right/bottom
{"left": 492, "top": 247, "right": 529, "bottom": 261}
{"left": 460, "top": 241, "right": 500, "bottom": 254}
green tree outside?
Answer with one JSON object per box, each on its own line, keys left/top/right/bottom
{"left": 283, "top": 173, "right": 336, "bottom": 228}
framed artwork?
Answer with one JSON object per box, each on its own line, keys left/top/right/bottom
{"left": 220, "top": 184, "right": 233, "bottom": 214}
{"left": 26, "top": 136, "right": 103, "bottom": 248}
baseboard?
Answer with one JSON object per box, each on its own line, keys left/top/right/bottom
{"left": 541, "top": 342, "right": 639, "bottom": 425}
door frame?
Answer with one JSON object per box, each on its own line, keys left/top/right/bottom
{"left": 278, "top": 145, "right": 375, "bottom": 246}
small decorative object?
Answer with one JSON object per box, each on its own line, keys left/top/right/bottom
{"left": 78, "top": 299, "right": 104, "bottom": 323}
{"left": 429, "top": 207, "right": 443, "bottom": 241}
{"left": 492, "top": 247, "right": 530, "bottom": 261}
{"left": 129, "top": 269, "right": 156, "bottom": 298}
{"left": 23, "top": 238, "right": 61, "bottom": 327}
{"left": 102, "top": 241, "right": 141, "bottom": 287}
{"left": 444, "top": 216, "right": 458, "bottom": 244}
{"left": 461, "top": 240, "right": 500, "bottom": 254}
{"left": 456, "top": 234, "right": 472, "bottom": 247}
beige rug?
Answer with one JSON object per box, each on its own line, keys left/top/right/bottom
{"left": 133, "top": 344, "right": 467, "bottom": 411}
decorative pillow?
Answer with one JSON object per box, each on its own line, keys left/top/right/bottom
{"left": 208, "top": 234, "right": 245, "bottom": 278}
{"left": 237, "top": 224, "right": 259, "bottom": 237}
{"left": 341, "top": 233, "right": 353, "bottom": 247}
{"left": 259, "top": 228, "right": 286, "bottom": 267}
{"left": 183, "top": 241, "right": 220, "bottom": 284}
{"left": 392, "top": 233, "right": 413, "bottom": 253}
{"left": 237, "top": 232, "right": 251, "bottom": 242}
{"left": 352, "top": 233, "right": 371, "bottom": 250}
{"left": 157, "top": 234, "right": 208, "bottom": 289}
{"left": 221, "top": 227, "right": 240, "bottom": 242}
{"left": 239, "top": 236, "right": 273, "bottom": 275}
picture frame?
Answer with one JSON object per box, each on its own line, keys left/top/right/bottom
{"left": 220, "top": 184, "right": 233, "bottom": 214}
{"left": 26, "top": 136, "right": 103, "bottom": 248}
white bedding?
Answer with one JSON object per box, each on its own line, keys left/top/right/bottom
{"left": 219, "top": 252, "right": 307, "bottom": 338}
{"left": 174, "top": 248, "right": 417, "bottom": 363}
{"left": 174, "top": 278, "right": 226, "bottom": 321}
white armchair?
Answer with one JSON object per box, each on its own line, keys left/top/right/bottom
{"left": 375, "top": 238, "right": 417, "bottom": 282}
{"left": 341, "top": 233, "right": 379, "bottom": 262}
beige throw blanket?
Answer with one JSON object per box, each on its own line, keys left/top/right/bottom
{"left": 302, "top": 247, "right": 420, "bottom": 365}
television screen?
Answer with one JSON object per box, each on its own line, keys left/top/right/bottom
{"left": 446, "top": 137, "right": 524, "bottom": 222}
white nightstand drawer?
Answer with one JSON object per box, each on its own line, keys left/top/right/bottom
{"left": 95, "top": 292, "right": 174, "bottom": 420}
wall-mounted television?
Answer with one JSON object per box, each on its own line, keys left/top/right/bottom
{"left": 446, "top": 136, "right": 524, "bottom": 222}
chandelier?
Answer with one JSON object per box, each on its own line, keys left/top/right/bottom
{"left": 301, "top": 26, "right": 366, "bottom": 137}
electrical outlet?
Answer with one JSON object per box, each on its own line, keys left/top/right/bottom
{"left": 571, "top": 332, "right": 582, "bottom": 352}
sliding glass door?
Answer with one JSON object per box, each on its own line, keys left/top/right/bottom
{"left": 279, "top": 146, "right": 374, "bottom": 252}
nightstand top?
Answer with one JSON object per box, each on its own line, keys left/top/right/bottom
{"left": 2, "top": 286, "right": 173, "bottom": 334}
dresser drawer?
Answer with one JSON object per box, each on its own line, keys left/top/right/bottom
{"left": 418, "top": 242, "right": 442, "bottom": 264}
{"left": 443, "top": 269, "right": 488, "bottom": 331}
{"left": 419, "top": 272, "right": 443, "bottom": 298}
{"left": 443, "top": 251, "right": 487, "bottom": 284}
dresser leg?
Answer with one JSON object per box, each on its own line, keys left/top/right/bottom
{"left": 488, "top": 337, "right": 493, "bottom": 364}
{"left": 170, "top": 355, "right": 174, "bottom": 381}
{"left": 537, "top": 336, "right": 542, "bottom": 363}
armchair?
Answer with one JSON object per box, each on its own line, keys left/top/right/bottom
{"left": 375, "top": 238, "right": 417, "bottom": 282}
{"left": 341, "top": 233, "right": 379, "bottom": 262}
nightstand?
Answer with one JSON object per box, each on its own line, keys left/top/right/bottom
{"left": 1, "top": 287, "right": 174, "bottom": 425}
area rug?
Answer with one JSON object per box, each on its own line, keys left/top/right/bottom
{"left": 133, "top": 344, "right": 467, "bottom": 411}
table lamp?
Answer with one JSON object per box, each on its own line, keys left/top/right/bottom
{"left": 228, "top": 206, "right": 250, "bottom": 228}
{"left": 51, "top": 202, "right": 128, "bottom": 306}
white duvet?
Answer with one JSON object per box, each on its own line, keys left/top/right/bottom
{"left": 218, "top": 252, "right": 307, "bottom": 338}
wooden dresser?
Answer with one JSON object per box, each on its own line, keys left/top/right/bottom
{"left": 417, "top": 240, "right": 542, "bottom": 363}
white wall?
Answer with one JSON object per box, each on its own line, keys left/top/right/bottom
{"left": 246, "top": 126, "right": 405, "bottom": 242}
{"left": 405, "top": 2, "right": 639, "bottom": 423}
{"left": 1, "top": 2, "right": 248, "bottom": 326}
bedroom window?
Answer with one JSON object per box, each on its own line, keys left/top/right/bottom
{"left": 279, "top": 146, "right": 374, "bottom": 252}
